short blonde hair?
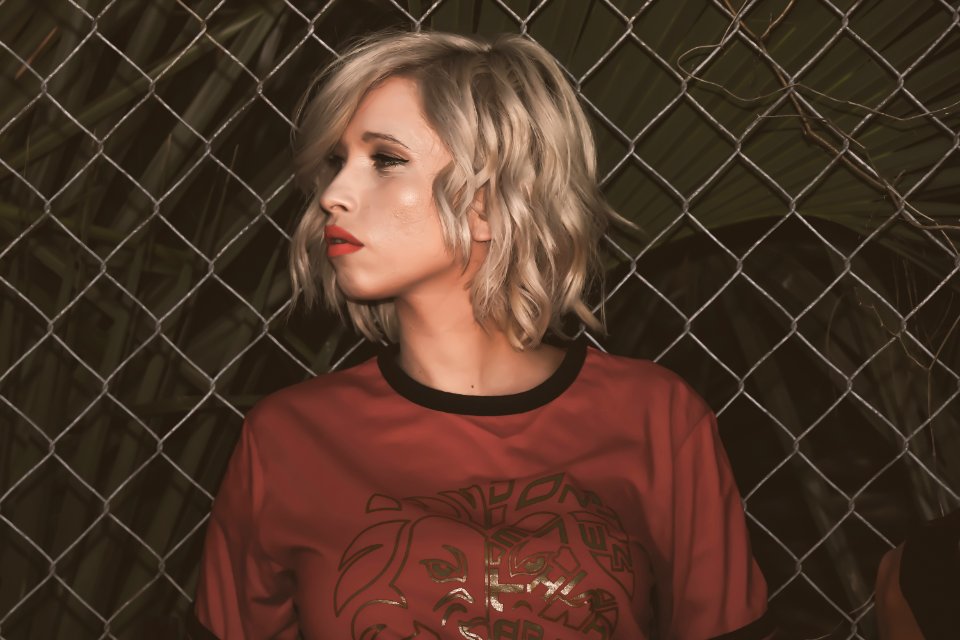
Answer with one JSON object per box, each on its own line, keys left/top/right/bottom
{"left": 286, "top": 28, "right": 640, "bottom": 350}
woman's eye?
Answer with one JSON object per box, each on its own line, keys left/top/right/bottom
{"left": 324, "top": 153, "right": 406, "bottom": 172}
{"left": 372, "top": 153, "right": 406, "bottom": 169}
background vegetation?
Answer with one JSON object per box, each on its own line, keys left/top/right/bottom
{"left": 1, "top": 0, "right": 958, "bottom": 638}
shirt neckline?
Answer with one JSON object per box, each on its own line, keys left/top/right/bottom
{"left": 376, "top": 334, "right": 588, "bottom": 416}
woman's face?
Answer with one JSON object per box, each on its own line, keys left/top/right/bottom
{"left": 320, "top": 75, "right": 471, "bottom": 303}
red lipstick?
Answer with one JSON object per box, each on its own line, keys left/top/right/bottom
{"left": 325, "top": 225, "right": 364, "bottom": 257}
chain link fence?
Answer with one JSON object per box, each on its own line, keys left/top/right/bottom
{"left": 2, "top": 0, "right": 959, "bottom": 638}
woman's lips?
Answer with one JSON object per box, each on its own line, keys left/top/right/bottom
{"left": 327, "top": 241, "right": 364, "bottom": 257}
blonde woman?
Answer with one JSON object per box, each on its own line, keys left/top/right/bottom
{"left": 191, "top": 28, "right": 774, "bottom": 640}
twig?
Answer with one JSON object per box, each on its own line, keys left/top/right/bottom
{"left": 15, "top": 27, "right": 59, "bottom": 80}
{"left": 674, "top": 1, "right": 960, "bottom": 242}
{"left": 760, "top": 0, "right": 796, "bottom": 42}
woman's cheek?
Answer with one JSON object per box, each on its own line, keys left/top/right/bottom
{"left": 390, "top": 178, "right": 435, "bottom": 225}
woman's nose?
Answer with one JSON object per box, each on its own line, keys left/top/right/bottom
{"left": 319, "top": 164, "right": 357, "bottom": 215}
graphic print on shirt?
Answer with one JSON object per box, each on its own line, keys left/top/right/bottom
{"left": 334, "top": 472, "right": 638, "bottom": 640}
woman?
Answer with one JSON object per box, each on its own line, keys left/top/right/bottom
{"left": 190, "top": 28, "right": 774, "bottom": 640}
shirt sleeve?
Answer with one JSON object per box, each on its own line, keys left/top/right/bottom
{"left": 662, "top": 408, "right": 774, "bottom": 640}
{"left": 192, "top": 411, "right": 299, "bottom": 639}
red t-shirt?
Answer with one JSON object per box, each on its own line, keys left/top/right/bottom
{"left": 192, "top": 335, "right": 771, "bottom": 639}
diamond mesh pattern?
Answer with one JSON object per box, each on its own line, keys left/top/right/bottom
{"left": 1, "top": 0, "right": 958, "bottom": 638}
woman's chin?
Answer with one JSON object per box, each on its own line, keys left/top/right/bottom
{"left": 337, "top": 281, "right": 395, "bottom": 304}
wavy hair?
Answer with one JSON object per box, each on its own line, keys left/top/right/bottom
{"left": 286, "top": 28, "right": 641, "bottom": 350}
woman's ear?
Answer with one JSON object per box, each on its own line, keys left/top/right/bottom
{"left": 467, "top": 187, "right": 491, "bottom": 243}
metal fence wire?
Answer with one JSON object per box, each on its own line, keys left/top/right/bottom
{"left": 1, "top": 0, "right": 959, "bottom": 638}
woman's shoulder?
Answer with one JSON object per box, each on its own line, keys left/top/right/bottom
{"left": 588, "top": 346, "right": 687, "bottom": 381}
{"left": 245, "top": 352, "right": 382, "bottom": 425}
{"left": 587, "top": 346, "right": 711, "bottom": 407}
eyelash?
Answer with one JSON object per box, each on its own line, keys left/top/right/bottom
{"left": 326, "top": 153, "right": 406, "bottom": 171}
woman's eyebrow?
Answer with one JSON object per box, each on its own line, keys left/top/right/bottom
{"left": 361, "top": 131, "right": 409, "bottom": 150}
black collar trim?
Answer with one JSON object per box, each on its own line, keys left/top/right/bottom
{"left": 376, "top": 335, "right": 588, "bottom": 416}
